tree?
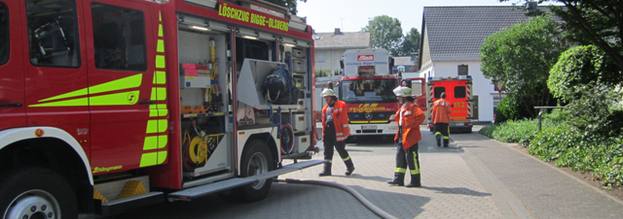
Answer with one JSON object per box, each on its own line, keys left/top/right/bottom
{"left": 548, "top": 45, "right": 623, "bottom": 137}
{"left": 362, "top": 15, "right": 403, "bottom": 56}
{"left": 265, "top": 0, "right": 306, "bottom": 15}
{"left": 401, "top": 28, "right": 421, "bottom": 56}
{"left": 480, "top": 15, "right": 570, "bottom": 118}
{"left": 499, "top": 0, "right": 623, "bottom": 79}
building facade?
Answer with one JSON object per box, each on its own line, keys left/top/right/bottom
{"left": 418, "top": 6, "right": 542, "bottom": 122}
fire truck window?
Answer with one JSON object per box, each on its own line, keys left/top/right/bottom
{"left": 91, "top": 3, "right": 146, "bottom": 71}
{"left": 26, "top": 0, "right": 80, "bottom": 67}
{"left": 341, "top": 79, "right": 397, "bottom": 103}
{"left": 0, "top": 2, "right": 7, "bottom": 65}
{"left": 433, "top": 87, "right": 445, "bottom": 99}
{"left": 455, "top": 86, "right": 466, "bottom": 98}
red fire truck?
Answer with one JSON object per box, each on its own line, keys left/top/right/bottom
{"left": 336, "top": 49, "right": 400, "bottom": 140}
{"left": 0, "top": 0, "right": 321, "bottom": 218}
{"left": 426, "top": 76, "right": 474, "bottom": 133}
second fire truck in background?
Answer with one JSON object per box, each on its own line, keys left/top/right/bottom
{"left": 426, "top": 76, "right": 474, "bottom": 133}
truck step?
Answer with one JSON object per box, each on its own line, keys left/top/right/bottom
{"left": 100, "top": 191, "right": 164, "bottom": 216}
{"left": 168, "top": 159, "right": 325, "bottom": 201}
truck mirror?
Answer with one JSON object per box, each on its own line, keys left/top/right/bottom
{"left": 340, "top": 60, "right": 344, "bottom": 69}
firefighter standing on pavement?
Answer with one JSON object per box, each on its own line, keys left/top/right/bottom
{"left": 388, "top": 86, "right": 426, "bottom": 187}
{"left": 431, "top": 92, "right": 452, "bottom": 147}
{"left": 319, "top": 88, "right": 355, "bottom": 176}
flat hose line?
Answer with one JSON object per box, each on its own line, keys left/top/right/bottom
{"left": 274, "top": 178, "right": 398, "bottom": 219}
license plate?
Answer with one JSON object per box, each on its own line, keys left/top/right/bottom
{"left": 361, "top": 125, "right": 377, "bottom": 130}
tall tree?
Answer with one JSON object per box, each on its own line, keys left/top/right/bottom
{"left": 401, "top": 28, "right": 421, "bottom": 56}
{"left": 499, "top": 0, "right": 623, "bottom": 79}
{"left": 362, "top": 15, "right": 403, "bottom": 56}
{"left": 265, "top": 0, "right": 306, "bottom": 15}
{"left": 480, "top": 15, "right": 570, "bottom": 118}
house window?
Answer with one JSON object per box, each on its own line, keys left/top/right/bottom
{"left": 458, "top": 64, "right": 468, "bottom": 75}
{"left": 317, "top": 52, "right": 325, "bottom": 62}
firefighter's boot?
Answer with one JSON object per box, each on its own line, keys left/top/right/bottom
{"left": 435, "top": 134, "right": 441, "bottom": 147}
{"left": 405, "top": 174, "right": 421, "bottom": 188}
{"left": 318, "top": 162, "right": 332, "bottom": 177}
{"left": 344, "top": 159, "right": 355, "bottom": 176}
{"left": 387, "top": 173, "right": 404, "bottom": 186}
{"left": 443, "top": 138, "right": 450, "bottom": 147}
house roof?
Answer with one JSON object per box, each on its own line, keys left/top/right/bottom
{"left": 313, "top": 31, "right": 370, "bottom": 49}
{"left": 394, "top": 56, "right": 414, "bottom": 66}
{"left": 423, "top": 6, "right": 546, "bottom": 62}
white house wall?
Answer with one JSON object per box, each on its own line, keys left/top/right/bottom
{"left": 315, "top": 49, "right": 347, "bottom": 73}
{"left": 428, "top": 61, "right": 495, "bottom": 122}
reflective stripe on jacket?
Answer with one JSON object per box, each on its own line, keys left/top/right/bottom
{"left": 394, "top": 101, "right": 426, "bottom": 149}
{"left": 431, "top": 99, "right": 452, "bottom": 124}
{"left": 322, "top": 100, "right": 351, "bottom": 142}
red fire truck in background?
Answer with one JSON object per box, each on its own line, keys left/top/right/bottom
{"left": 0, "top": 0, "right": 321, "bottom": 218}
{"left": 336, "top": 49, "right": 398, "bottom": 141}
{"left": 334, "top": 49, "right": 427, "bottom": 141}
{"left": 426, "top": 76, "right": 474, "bottom": 133}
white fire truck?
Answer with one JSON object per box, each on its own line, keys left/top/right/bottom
{"left": 0, "top": 0, "right": 321, "bottom": 218}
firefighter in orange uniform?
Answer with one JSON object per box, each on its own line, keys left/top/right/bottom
{"left": 431, "top": 92, "right": 452, "bottom": 147}
{"left": 319, "top": 88, "right": 355, "bottom": 176}
{"left": 388, "top": 86, "right": 426, "bottom": 187}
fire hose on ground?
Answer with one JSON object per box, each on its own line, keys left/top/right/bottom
{"left": 274, "top": 178, "right": 398, "bottom": 219}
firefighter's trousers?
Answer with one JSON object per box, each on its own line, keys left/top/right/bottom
{"left": 323, "top": 124, "right": 354, "bottom": 173}
{"left": 394, "top": 140, "right": 421, "bottom": 186}
{"left": 434, "top": 122, "right": 450, "bottom": 147}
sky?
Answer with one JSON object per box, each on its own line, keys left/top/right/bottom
{"left": 297, "top": 0, "right": 517, "bottom": 35}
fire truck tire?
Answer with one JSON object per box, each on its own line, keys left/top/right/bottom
{"left": 234, "top": 140, "right": 274, "bottom": 202}
{"left": 0, "top": 167, "right": 77, "bottom": 219}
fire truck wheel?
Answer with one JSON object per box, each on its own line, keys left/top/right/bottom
{"left": 0, "top": 167, "right": 77, "bottom": 219}
{"left": 234, "top": 140, "right": 274, "bottom": 202}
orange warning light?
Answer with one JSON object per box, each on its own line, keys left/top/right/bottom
{"left": 35, "top": 129, "right": 44, "bottom": 137}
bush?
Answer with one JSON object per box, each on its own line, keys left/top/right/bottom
{"left": 479, "top": 125, "right": 497, "bottom": 138}
{"left": 490, "top": 119, "right": 541, "bottom": 146}
{"left": 494, "top": 95, "right": 537, "bottom": 124}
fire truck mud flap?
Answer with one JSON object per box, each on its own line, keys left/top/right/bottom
{"left": 167, "top": 159, "right": 326, "bottom": 201}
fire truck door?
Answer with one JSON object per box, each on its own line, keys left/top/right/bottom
{"left": 0, "top": 0, "right": 26, "bottom": 128}
{"left": 451, "top": 83, "right": 468, "bottom": 119}
{"left": 22, "top": 0, "right": 90, "bottom": 150}
{"left": 83, "top": 0, "right": 160, "bottom": 172}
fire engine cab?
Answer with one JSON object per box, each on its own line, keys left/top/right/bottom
{"left": 0, "top": 0, "right": 321, "bottom": 218}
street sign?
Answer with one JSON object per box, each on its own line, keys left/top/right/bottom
{"left": 492, "top": 79, "right": 506, "bottom": 93}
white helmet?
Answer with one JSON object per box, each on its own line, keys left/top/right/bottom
{"left": 321, "top": 88, "right": 337, "bottom": 97}
{"left": 393, "top": 86, "right": 412, "bottom": 97}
